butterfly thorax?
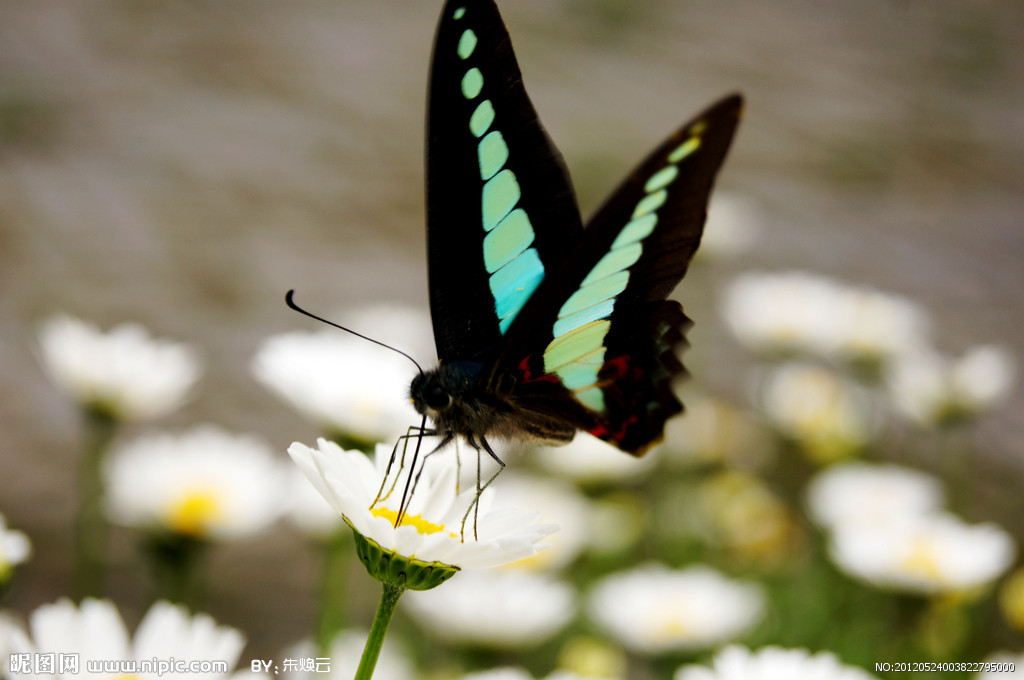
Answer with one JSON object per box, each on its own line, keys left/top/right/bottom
{"left": 410, "top": 361, "right": 578, "bottom": 447}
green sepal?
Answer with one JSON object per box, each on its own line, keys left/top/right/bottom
{"left": 347, "top": 520, "right": 459, "bottom": 591}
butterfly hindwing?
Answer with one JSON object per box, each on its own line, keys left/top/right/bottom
{"left": 492, "top": 96, "right": 743, "bottom": 454}
{"left": 426, "top": 0, "right": 583, "bottom": 363}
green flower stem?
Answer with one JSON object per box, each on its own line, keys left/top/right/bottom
{"left": 72, "top": 411, "right": 117, "bottom": 599}
{"left": 145, "top": 533, "right": 208, "bottom": 607}
{"left": 315, "top": 529, "right": 351, "bottom": 655}
{"left": 354, "top": 582, "right": 404, "bottom": 680}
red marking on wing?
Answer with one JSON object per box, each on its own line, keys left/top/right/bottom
{"left": 518, "top": 355, "right": 560, "bottom": 384}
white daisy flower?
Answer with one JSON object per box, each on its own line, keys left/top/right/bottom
{"left": 722, "top": 271, "right": 849, "bottom": 358}
{"left": 458, "top": 670, "right": 623, "bottom": 680}
{"left": 0, "top": 513, "right": 31, "bottom": 582}
{"left": 830, "top": 286, "right": 930, "bottom": 368}
{"left": 6, "top": 598, "right": 244, "bottom": 679}
{"left": 288, "top": 439, "right": 556, "bottom": 577}
{"left": 828, "top": 512, "right": 1017, "bottom": 595}
{"left": 459, "top": 670, "right": 534, "bottom": 680}
{"left": 722, "top": 272, "right": 929, "bottom": 365}
{"left": 587, "top": 564, "right": 764, "bottom": 654}
{"left": 37, "top": 314, "right": 200, "bottom": 421}
{"left": 675, "top": 645, "right": 877, "bottom": 680}
{"left": 104, "top": 425, "right": 284, "bottom": 540}
{"left": 696, "top": 193, "right": 760, "bottom": 260}
{"left": 887, "top": 344, "right": 1017, "bottom": 426}
{"left": 532, "top": 432, "right": 658, "bottom": 486}
{"left": 252, "top": 328, "right": 419, "bottom": 447}
{"left": 486, "top": 473, "right": 590, "bottom": 571}
{"left": 283, "top": 465, "right": 347, "bottom": 539}
{"left": 662, "top": 397, "right": 773, "bottom": 470}
{"left": 280, "top": 629, "right": 412, "bottom": 680}
{"left": 404, "top": 569, "right": 575, "bottom": 648}
{"left": 759, "top": 363, "right": 879, "bottom": 463}
{"left": 805, "top": 462, "right": 944, "bottom": 531}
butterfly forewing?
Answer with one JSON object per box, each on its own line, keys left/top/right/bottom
{"left": 426, "top": 0, "right": 583, "bottom": 363}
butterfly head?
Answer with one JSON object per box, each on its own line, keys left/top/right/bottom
{"left": 409, "top": 362, "right": 484, "bottom": 422}
{"left": 410, "top": 370, "right": 451, "bottom": 418}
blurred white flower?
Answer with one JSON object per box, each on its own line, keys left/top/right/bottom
{"left": 828, "top": 512, "right": 1017, "bottom": 596}
{"left": 977, "top": 652, "right": 1024, "bottom": 678}
{"left": 281, "top": 629, "right": 412, "bottom": 680}
{"left": 345, "top": 303, "right": 435, "bottom": 363}
{"left": 7, "top": 598, "right": 244, "bottom": 680}
{"left": 459, "top": 670, "right": 623, "bottom": 680}
{"left": 404, "top": 569, "right": 575, "bottom": 648}
{"left": 587, "top": 564, "right": 764, "bottom": 654}
{"left": 662, "top": 397, "right": 774, "bottom": 470}
{"left": 887, "top": 345, "right": 1016, "bottom": 426}
{"left": 833, "top": 287, "right": 930, "bottom": 367}
{"left": 805, "top": 462, "right": 944, "bottom": 531}
{"left": 0, "top": 513, "right": 31, "bottom": 582}
{"left": 722, "top": 272, "right": 929, "bottom": 365}
{"left": 675, "top": 645, "right": 877, "bottom": 680}
{"left": 487, "top": 473, "right": 590, "bottom": 571}
{"left": 459, "top": 670, "right": 533, "bottom": 680}
{"left": 759, "top": 363, "right": 879, "bottom": 463}
{"left": 288, "top": 439, "right": 556, "bottom": 569}
{"left": 722, "top": 272, "right": 848, "bottom": 357}
{"left": 38, "top": 314, "right": 200, "bottom": 421}
{"left": 696, "top": 193, "right": 760, "bottom": 260}
{"left": 532, "top": 432, "right": 658, "bottom": 486}
{"left": 105, "top": 425, "right": 284, "bottom": 540}
{"left": 252, "top": 329, "right": 418, "bottom": 446}
{"left": 697, "top": 471, "right": 798, "bottom": 565}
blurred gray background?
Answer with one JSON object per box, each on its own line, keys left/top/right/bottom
{"left": 2, "top": 0, "right": 1022, "bottom": 659}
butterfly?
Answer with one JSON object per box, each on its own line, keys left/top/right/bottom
{"left": 408, "top": 0, "right": 742, "bottom": 462}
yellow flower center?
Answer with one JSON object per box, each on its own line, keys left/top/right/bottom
{"left": 371, "top": 507, "right": 456, "bottom": 537}
{"left": 167, "top": 490, "right": 222, "bottom": 537}
{"left": 898, "top": 537, "right": 943, "bottom": 585}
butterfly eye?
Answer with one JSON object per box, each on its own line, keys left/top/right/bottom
{"left": 425, "top": 385, "right": 451, "bottom": 410}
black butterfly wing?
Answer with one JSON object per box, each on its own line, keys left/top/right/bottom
{"left": 426, "top": 0, "right": 584, "bottom": 363}
{"left": 490, "top": 95, "right": 744, "bottom": 454}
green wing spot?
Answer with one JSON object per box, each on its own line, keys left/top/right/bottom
{"left": 632, "top": 189, "right": 667, "bottom": 219}
{"left": 611, "top": 214, "right": 658, "bottom": 250}
{"left": 469, "top": 100, "right": 495, "bottom": 138}
{"left": 453, "top": 7, "right": 466, "bottom": 20}
{"left": 490, "top": 248, "right": 544, "bottom": 323}
{"left": 581, "top": 243, "right": 643, "bottom": 286}
{"left": 668, "top": 136, "right": 701, "bottom": 163}
{"left": 478, "top": 131, "right": 509, "bottom": 180}
{"left": 545, "top": 320, "right": 611, "bottom": 372}
{"left": 552, "top": 299, "right": 615, "bottom": 338}
{"left": 462, "top": 68, "right": 484, "bottom": 99}
{"left": 483, "top": 209, "right": 534, "bottom": 274}
{"left": 644, "top": 165, "right": 678, "bottom": 193}
{"left": 574, "top": 387, "right": 606, "bottom": 412}
{"left": 559, "top": 270, "right": 630, "bottom": 318}
{"left": 457, "top": 29, "right": 478, "bottom": 60}
{"left": 556, "top": 347, "right": 608, "bottom": 389}
{"left": 482, "top": 169, "right": 520, "bottom": 231}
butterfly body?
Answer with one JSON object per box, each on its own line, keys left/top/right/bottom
{"left": 414, "top": 0, "right": 742, "bottom": 457}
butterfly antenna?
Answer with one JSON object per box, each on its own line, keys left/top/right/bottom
{"left": 285, "top": 290, "right": 425, "bottom": 375}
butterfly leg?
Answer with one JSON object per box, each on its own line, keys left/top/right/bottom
{"left": 373, "top": 416, "right": 435, "bottom": 509}
{"left": 398, "top": 431, "right": 456, "bottom": 524}
{"left": 459, "top": 434, "right": 506, "bottom": 541}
